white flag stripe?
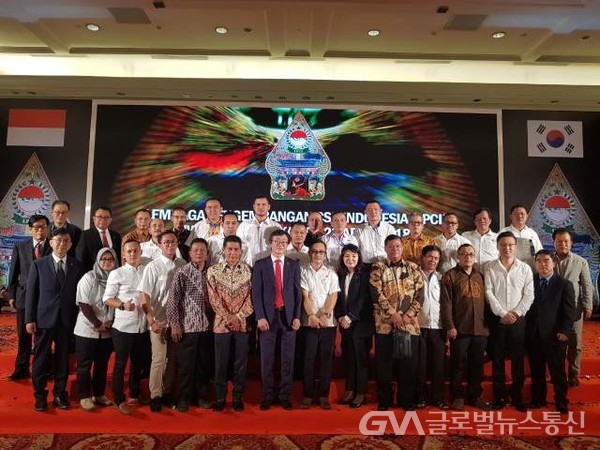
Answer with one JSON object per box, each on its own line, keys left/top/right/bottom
{"left": 6, "top": 127, "right": 65, "bottom": 147}
{"left": 527, "top": 120, "right": 583, "bottom": 158}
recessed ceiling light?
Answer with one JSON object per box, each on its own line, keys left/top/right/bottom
{"left": 215, "top": 26, "right": 228, "bottom": 34}
{"left": 367, "top": 29, "right": 380, "bottom": 37}
{"left": 492, "top": 31, "right": 506, "bottom": 39}
{"left": 86, "top": 23, "right": 100, "bottom": 32}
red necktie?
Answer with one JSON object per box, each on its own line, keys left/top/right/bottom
{"left": 101, "top": 230, "right": 109, "bottom": 247}
{"left": 34, "top": 243, "right": 42, "bottom": 260}
{"left": 274, "top": 259, "right": 284, "bottom": 309}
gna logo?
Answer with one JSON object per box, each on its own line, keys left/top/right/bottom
{"left": 359, "top": 411, "right": 425, "bottom": 436}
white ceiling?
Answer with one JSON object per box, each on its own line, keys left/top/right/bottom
{"left": 1, "top": 0, "right": 600, "bottom": 109}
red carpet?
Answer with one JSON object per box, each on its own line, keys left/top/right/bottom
{"left": 1, "top": 311, "right": 600, "bottom": 442}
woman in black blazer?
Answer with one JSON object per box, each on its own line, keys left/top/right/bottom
{"left": 334, "top": 244, "right": 375, "bottom": 408}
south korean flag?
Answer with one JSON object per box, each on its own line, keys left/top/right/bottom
{"left": 527, "top": 120, "right": 584, "bottom": 158}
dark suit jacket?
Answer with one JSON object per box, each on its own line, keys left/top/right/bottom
{"left": 526, "top": 273, "right": 576, "bottom": 343}
{"left": 51, "top": 222, "right": 82, "bottom": 257}
{"left": 252, "top": 255, "right": 302, "bottom": 326}
{"left": 75, "top": 227, "right": 122, "bottom": 271}
{"left": 334, "top": 264, "right": 374, "bottom": 326}
{"left": 7, "top": 239, "right": 52, "bottom": 309}
{"left": 25, "top": 255, "right": 84, "bottom": 329}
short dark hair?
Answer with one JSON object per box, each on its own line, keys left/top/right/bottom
{"left": 509, "top": 204, "right": 528, "bottom": 214}
{"left": 365, "top": 199, "right": 381, "bottom": 208}
{"left": 135, "top": 208, "right": 151, "bottom": 217}
{"left": 51, "top": 200, "right": 70, "bottom": 210}
{"left": 222, "top": 211, "right": 239, "bottom": 221}
{"left": 171, "top": 206, "right": 187, "bottom": 214}
{"left": 421, "top": 244, "right": 441, "bottom": 257}
{"left": 158, "top": 230, "right": 177, "bottom": 243}
{"left": 253, "top": 195, "right": 271, "bottom": 205}
{"left": 384, "top": 234, "right": 401, "bottom": 246}
{"left": 51, "top": 228, "right": 70, "bottom": 239}
{"left": 497, "top": 231, "right": 516, "bottom": 243}
{"left": 269, "top": 228, "right": 290, "bottom": 243}
{"left": 190, "top": 237, "right": 208, "bottom": 249}
{"left": 223, "top": 235, "right": 242, "bottom": 248}
{"left": 472, "top": 207, "right": 492, "bottom": 219}
{"left": 122, "top": 238, "right": 140, "bottom": 247}
{"left": 457, "top": 243, "right": 473, "bottom": 254}
{"left": 28, "top": 215, "right": 49, "bottom": 227}
{"left": 290, "top": 221, "right": 307, "bottom": 230}
{"left": 94, "top": 206, "right": 112, "bottom": 215}
{"left": 309, "top": 239, "right": 326, "bottom": 250}
{"left": 535, "top": 249, "right": 554, "bottom": 259}
{"left": 204, "top": 197, "right": 222, "bottom": 209}
{"left": 552, "top": 228, "right": 572, "bottom": 240}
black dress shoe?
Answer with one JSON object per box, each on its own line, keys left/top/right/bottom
{"left": 280, "top": 399, "right": 293, "bottom": 410}
{"left": 34, "top": 398, "right": 48, "bottom": 412}
{"left": 350, "top": 394, "right": 366, "bottom": 408}
{"left": 377, "top": 403, "right": 390, "bottom": 411}
{"left": 402, "top": 404, "right": 417, "bottom": 411}
{"left": 53, "top": 396, "right": 71, "bottom": 410}
{"left": 435, "top": 402, "right": 450, "bottom": 410}
{"left": 177, "top": 401, "right": 189, "bottom": 412}
{"left": 338, "top": 391, "right": 355, "bottom": 405}
{"left": 569, "top": 377, "right": 580, "bottom": 388}
{"left": 212, "top": 399, "right": 225, "bottom": 412}
{"left": 415, "top": 400, "right": 427, "bottom": 409}
{"left": 557, "top": 404, "right": 569, "bottom": 415}
{"left": 8, "top": 370, "right": 30, "bottom": 381}
{"left": 233, "top": 399, "right": 244, "bottom": 411}
{"left": 513, "top": 401, "right": 527, "bottom": 412}
{"left": 492, "top": 398, "right": 506, "bottom": 410}
{"left": 469, "top": 398, "right": 491, "bottom": 411}
{"left": 150, "top": 397, "right": 162, "bottom": 412}
{"left": 259, "top": 398, "right": 273, "bottom": 410}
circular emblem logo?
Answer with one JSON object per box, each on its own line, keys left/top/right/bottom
{"left": 546, "top": 129, "right": 565, "bottom": 148}
{"left": 542, "top": 194, "right": 575, "bottom": 227}
{"left": 11, "top": 180, "right": 51, "bottom": 223}
{"left": 288, "top": 129, "right": 309, "bottom": 150}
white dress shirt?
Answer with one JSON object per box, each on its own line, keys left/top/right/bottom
{"left": 186, "top": 219, "right": 224, "bottom": 265}
{"left": 418, "top": 270, "right": 442, "bottom": 329}
{"left": 500, "top": 225, "right": 543, "bottom": 270}
{"left": 435, "top": 233, "right": 471, "bottom": 273}
{"left": 286, "top": 243, "right": 310, "bottom": 265}
{"left": 484, "top": 258, "right": 534, "bottom": 319}
{"left": 462, "top": 229, "right": 499, "bottom": 269}
{"left": 74, "top": 271, "right": 113, "bottom": 339}
{"left": 141, "top": 239, "right": 182, "bottom": 260}
{"left": 103, "top": 262, "right": 148, "bottom": 333}
{"left": 323, "top": 231, "right": 359, "bottom": 269}
{"left": 138, "top": 254, "right": 187, "bottom": 322}
{"left": 300, "top": 263, "right": 340, "bottom": 327}
{"left": 357, "top": 221, "right": 396, "bottom": 263}
{"left": 237, "top": 217, "right": 282, "bottom": 264}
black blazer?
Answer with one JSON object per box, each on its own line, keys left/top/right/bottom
{"left": 251, "top": 256, "right": 302, "bottom": 326}
{"left": 7, "top": 239, "right": 52, "bottom": 309}
{"left": 334, "top": 264, "right": 375, "bottom": 327}
{"left": 75, "top": 227, "right": 122, "bottom": 271}
{"left": 526, "top": 273, "right": 576, "bottom": 342}
{"left": 25, "top": 255, "right": 84, "bottom": 329}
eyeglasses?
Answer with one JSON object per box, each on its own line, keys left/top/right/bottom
{"left": 31, "top": 225, "right": 47, "bottom": 230}
{"left": 410, "top": 221, "right": 423, "bottom": 225}
{"left": 52, "top": 210, "right": 69, "bottom": 215}
{"left": 271, "top": 240, "right": 288, "bottom": 245}
{"left": 52, "top": 238, "right": 71, "bottom": 244}
{"left": 311, "top": 250, "right": 327, "bottom": 255}
{"left": 100, "top": 257, "right": 115, "bottom": 262}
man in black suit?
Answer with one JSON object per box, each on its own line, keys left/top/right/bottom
{"left": 75, "top": 206, "right": 122, "bottom": 271}
{"left": 25, "top": 228, "right": 84, "bottom": 411}
{"left": 7, "top": 214, "right": 52, "bottom": 381}
{"left": 251, "top": 229, "right": 302, "bottom": 410}
{"left": 49, "top": 200, "right": 82, "bottom": 257}
{"left": 526, "top": 249, "right": 576, "bottom": 414}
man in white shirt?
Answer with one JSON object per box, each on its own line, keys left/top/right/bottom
{"left": 553, "top": 228, "right": 595, "bottom": 387}
{"left": 323, "top": 211, "right": 358, "bottom": 269}
{"left": 103, "top": 239, "right": 150, "bottom": 415}
{"left": 500, "top": 204, "right": 543, "bottom": 270}
{"left": 186, "top": 197, "right": 224, "bottom": 265}
{"left": 220, "top": 211, "right": 251, "bottom": 266}
{"left": 286, "top": 222, "right": 310, "bottom": 265}
{"left": 300, "top": 241, "right": 340, "bottom": 410}
{"left": 237, "top": 195, "right": 281, "bottom": 264}
{"left": 462, "top": 207, "right": 498, "bottom": 269}
{"left": 435, "top": 212, "right": 470, "bottom": 273}
{"left": 416, "top": 244, "right": 448, "bottom": 410}
{"left": 139, "top": 230, "right": 186, "bottom": 412}
{"left": 484, "top": 231, "right": 534, "bottom": 412}
{"left": 356, "top": 200, "right": 396, "bottom": 263}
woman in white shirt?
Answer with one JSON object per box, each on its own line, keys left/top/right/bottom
{"left": 74, "top": 247, "right": 117, "bottom": 411}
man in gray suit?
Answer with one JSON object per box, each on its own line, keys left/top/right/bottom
{"left": 553, "top": 228, "right": 595, "bottom": 387}
{"left": 7, "top": 215, "right": 51, "bottom": 380}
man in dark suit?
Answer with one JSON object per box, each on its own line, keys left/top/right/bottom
{"left": 7, "top": 214, "right": 52, "bottom": 381}
{"left": 251, "top": 229, "right": 302, "bottom": 410}
{"left": 526, "top": 249, "right": 576, "bottom": 414}
{"left": 49, "top": 200, "right": 82, "bottom": 258}
{"left": 75, "top": 206, "right": 122, "bottom": 271}
{"left": 25, "top": 228, "right": 84, "bottom": 411}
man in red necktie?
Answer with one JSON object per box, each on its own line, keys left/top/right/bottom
{"left": 75, "top": 206, "right": 122, "bottom": 272}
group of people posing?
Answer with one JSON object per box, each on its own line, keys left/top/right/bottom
{"left": 6, "top": 196, "right": 594, "bottom": 416}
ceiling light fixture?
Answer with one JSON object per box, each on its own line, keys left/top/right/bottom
{"left": 85, "top": 23, "right": 100, "bottom": 32}
{"left": 215, "top": 26, "right": 228, "bottom": 34}
{"left": 492, "top": 31, "right": 506, "bottom": 39}
{"left": 367, "top": 29, "right": 380, "bottom": 37}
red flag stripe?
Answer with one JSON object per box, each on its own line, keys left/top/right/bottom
{"left": 8, "top": 109, "right": 66, "bottom": 128}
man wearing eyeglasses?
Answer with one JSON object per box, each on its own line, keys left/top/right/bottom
{"left": 484, "top": 231, "right": 534, "bottom": 412}
{"left": 138, "top": 230, "right": 186, "bottom": 412}
{"left": 25, "top": 228, "right": 84, "bottom": 411}
{"left": 76, "top": 206, "right": 122, "bottom": 271}
{"left": 435, "top": 212, "right": 470, "bottom": 273}
{"left": 401, "top": 212, "right": 435, "bottom": 265}
{"left": 49, "top": 200, "right": 81, "bottom": 257}
{"left": 441, "top": 243, "right": 490, "bottom": 411}
{"left": 7, "top": 215, "right": 52, "bottom": 381}
{"left": 299, "top": 240, "right": 340, "bottom": 410}
{"left": 252, "top": 229, "right": 302, "bottom": 410}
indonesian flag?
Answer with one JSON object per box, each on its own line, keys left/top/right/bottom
{"left": 6, "top": 109, "right": 66, "bottom": 147}
{"left": 527, "top": 120, "right": 583, "bottom": 158}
